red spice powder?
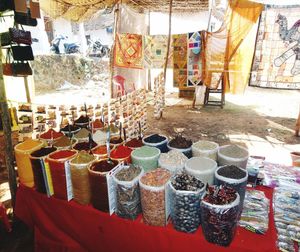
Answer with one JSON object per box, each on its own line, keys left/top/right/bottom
{"left": 92, "top": 119, "right": 104, "bottom": 129}
{"left": 40, "top": 129, "right": 63, "bottom": 140}
{"left": 125, "top": 138, "right": 143, "bottom": 148}
{"left": 110, "top": 145, "right": 132, "bottom": 159}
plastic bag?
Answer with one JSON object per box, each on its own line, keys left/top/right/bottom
{"left": 239, "top": 190, "right": 270, "bottom": 234}
{"left": 169, "top": 173, "right": 205, "bottom": 233}
{"left": 200, "top": 186, "right": 240, "bottom": 247}
{"left": 113, "top": 165, "right": 143, "bottom": 220}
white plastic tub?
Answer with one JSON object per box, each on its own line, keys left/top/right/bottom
{"left": 218, "top": 145, "right": 249, "bottom": 169}
{"left": 192, "top": 141, "right": 219, "bottom": 161}
{"left": 184, "top": 157, "right": 218, "bottom": 185}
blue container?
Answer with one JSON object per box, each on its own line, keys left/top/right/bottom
{"left": 142, "top": 134, "right": 168, "bottom": 153}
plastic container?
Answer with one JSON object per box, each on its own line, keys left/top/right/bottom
{"left": 218, "top": 145, "right": 249, "bottom": 169}
{"left": 139, "top": 168, "right": 171, "bottom": 226}
{"left": 30, "top": 147, "right": 57, "bottom": 194}
{"left": 201, "top": 190, "right": 240, "bottom": 247}
{"left": 192, "top": 140, "right": 219, "bottom": 161}
{"left": 185, "top": 157, "right": 217, "bottom": 185}
{"left": 131, "top": 146, "right": 160, "bottom": 172}
{"left": 47, "top": 149, "right": 78, "bottom": 200}
{"left": 88, "top": 159, "right": 119, "bottom": 212}
{"left": 167, "top": 143, "right": 192, "bottom": 158}
{"left": 70, "top": 152, "right": 95, "bottom": 205}
{"left": 158, "top": 150, "right": 187, "bottom": 173}
{"left": 215, "top": 165, "right": 248, "bottom": 210}
{"left": 14, "top": 139, "right": 45, "bottom": 187}
{"left": 142, "top": 134, "right": 168, "bottom": 153}
{"left": 169, "top": 174, "right": 205, "bottom": 233}
{"left": 113, "top": 165, "right": 143, "bottom": 220}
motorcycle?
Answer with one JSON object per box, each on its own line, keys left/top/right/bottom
{"left": 87, "top": 39, "right": 110, "bottom": 58}
{"left": 50, "top": 35, "right": 80, "bottom": 54}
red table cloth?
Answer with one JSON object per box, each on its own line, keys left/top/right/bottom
{"left": 15, "top": 185, "right": 278, "bottom": 252}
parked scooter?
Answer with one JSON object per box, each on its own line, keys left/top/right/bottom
{"left": 50, "top": 35, "right": 80, "bottom": 54}
{"left": 87, "top": 39, "right": 110, "bottom": 58}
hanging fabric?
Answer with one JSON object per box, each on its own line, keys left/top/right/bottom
{"left": 172, "top": 34, "right": 187, "bottom": 87}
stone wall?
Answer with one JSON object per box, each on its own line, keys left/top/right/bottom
{"left": 31, "top": 55, "right": 109, "bottom": 91}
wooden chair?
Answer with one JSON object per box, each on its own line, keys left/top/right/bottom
{"left": 203, "top": 72, "right": 225, "bottom": 108}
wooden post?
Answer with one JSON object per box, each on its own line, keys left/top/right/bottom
{"left": 24, "top": 76, "right": 31, "bottom": 103}
{"left": 0, "top": 48, "right": 17, "bottom": 208}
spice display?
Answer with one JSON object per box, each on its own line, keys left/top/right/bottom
{"left": 158, "top": 150, "right": 187, "bottom": 173}
{"left": 53, "top": 135, "right": 76, "bottom": 149}
{"left": 104, "top": 123, "right": 119, "bottom": 135}
{"left": 185, "top": 157, "right": 217, "bottom": 185}
{"left": 40, "top": 129, "right": 63, "bottom": 142}
{"left": 170, "top": 173, "right": 205, "bottom": 233}
{"left": 274, "top": 185, "right": 300, "bottom": 252}
{"left": 201, "top": 186, "right": 240, "bottom": 247}
{"left": 73, "top": 140, "right": 97, "bottom": 152}
{"left": 192, "top": 140, "right": 219, "bottom": 161}
{"left": 74, "top": 128, "right": 90, "bottom": 141}
{"left": 125, "top": 138, "right": 143, "bottom": 149}
{"left": 110, "top": 137, "right": 123, "bottom": 145}
{"left": 70, "top": 152, "right": 95, "bottom": 205}
{"left": 93, "top": 130, "right": 107, "bottom": 145}
{"left": 215, "top": 165, "right": 248, "bottom": 210}
{"left": 131, "top": 146, "right": 160, "bottom": 172}
{"left": 143, "top": 134, "right": 168, "bottom": 153}
{"left": 89, "top": 159, "right": 118, "bottom": 212}
{"left": 75, "top": 115, "right": 89, "bottom": 124}
{"left": 113, "top": 165, "right": 143, "bottom": 220}
{"left": 139, "top": 168, "right": 171, "bottom": 226}
{"left": 92, "top": 119, "right": 104, "bottom": 129}
{"left": 239, "top": 190, "right": 270, "bottom": 234}
{"left": 169, "top": 135, "right": 192, "bottom": 149}
{"left": 60, "top": 124, "right": 80, "bottom": 137}
{"left": 47, "top": 149, "right": 77, "bottom": 200}
{"left": 14, "top": 139, "right": 45, "bottom": 188}
{"left": 110, "top": 145, "right": 132, "bottom": 163}
{"left": 30, "top": 147, "right": 57, "bottom": 194}
{"left": 92, "top": 145, "right": 114, "bottom": 159}
{"left": 218, "top": 145, "right": 249, "bottom": 169}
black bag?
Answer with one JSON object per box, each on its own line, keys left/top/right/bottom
{"left": 12, "top": 62, "right": 33, "bottom": 77}
{"left": 11, "top": 45, "right": 34, "bottom": 61}
{"left": 14, "top": 11, "right": 38, "bottom": 27}
{"left": 0, "top": 0, "right": 14, "bottom": 12}
{"left": 9, "top": 28, "right": 32, "bottom": 45}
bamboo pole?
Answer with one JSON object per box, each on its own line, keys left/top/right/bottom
{"left": 0, "top": 47, "right": 17, "bottom": 209}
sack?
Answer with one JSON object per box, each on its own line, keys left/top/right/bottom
{"left": 9, "top": 28, "right": 32, "bottom": 45}
{"left": 2, "top": 63, "right": 13, "bottom": 76}
{"left": 0, "top": 32, "right": 12, "bottom": 47}
{"left": 12, "top": 62, "right": 33, "bottom": 77}
{"left": 0, "top": 0, "right": 14, "bottom": 12}
{"left": 14, "top": 11, "right": 38, "bottom": 27}
{"left": 11, "top": 46, "right": 34, "bottom": 61}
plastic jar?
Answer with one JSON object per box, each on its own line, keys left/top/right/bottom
{"left": 142, "top": 134, "right": 168, "bottom": 153}
{"left": 218, "top": 145, "right": 249, "bottom": 169}
{"left": 192, "top": 140, "right": 219, "bottom": 161}
{"left": 131, "top": 146, "right": 160, "bottom": 172}
{"left": 185, "top": 157, "right": 217, "bottom": 185}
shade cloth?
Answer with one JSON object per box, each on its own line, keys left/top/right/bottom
{"left": 15, "top": 185, "right": 279, "bottom": 252}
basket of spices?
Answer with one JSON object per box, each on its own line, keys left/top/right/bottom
{"left": 192, "top": 140, "right": 219, "bottom": 161}
{"left": 109, "top": 136, "right": 124, "bottom": 148}
{"left": 73, "top": 140, "right": 97, "bottom": 152}
{"left": 110, "top": 145, "right": 132, "bottom": 164}
{"left": 218, "top": 145, "right": 249, "bottom": 169}
{"left": 169, "top": 172, "right": 205, "bottom": 233}
{"left": 185, "top": 157, "right": 217, "bottom": 185}
{"left": 158, "top": 149, "right": 187, "bottom": 173}
{"left": 88, "top": 159, "right": 119, "bottom": 212}
{"left": 131, "top": 146, "right": 160, "bottom": 172}
{"left": 113, "top": 165, "right": 143, "bottom": 220}
{"left": 60, "top": 124, "right": 80, "bottom": 138}
{"left": 215, "top": 165, "right": 248, "bottom": 210}
{"left": 53, "top": 135, "right": 77, "bottom": 150}
{"left": 92, "top": 119, "right": 104, "bottom": 132}
{"left": 139, "top": 168, "right": 171, "bottom": 226}
{"left": 142, "top": 134, "right": 168, "bottom": 153}
{"left": 40, "top": 129, "right": 63, "bottom": 145}
{"left": 74, "top": 115, "right": 89, "bottom": 128}
{"left": 93, "top": 130, "right": 107, "bottom": 146}
{"left": 74, "top": 128, "right": 90, "bottom": 143}
{"left": 47, "top": 149, "right": 78, "bottom": 200}
{"left": 168, "top": 135, "right": 192, "bottom": 158}
{"left": 201, "top": 185, "right": 240, "bottom": 247}
{"left": 125, "top": 138, "right": 143, "bottom": 149}
{"left": 29, "top": 147, "right": 57, "bottom": 194}
{"left": 70, "top": 151, "right": 95, "bottom": 205}
{"left": 92, "top": 144, "right": 114, "bottom": 160}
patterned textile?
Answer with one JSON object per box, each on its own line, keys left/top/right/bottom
{"left": 187, "top": 31, "right": 202, "bottom": 86}
{"left": 250, "top": 6, "right": 300, "bottom": 89}
{"left": 114, "top": 33, "right": 143, "bottom": 69}
{"left": 173, "top": 34, "right": 188, "bottom": 87}
{"left": 144, "top": 35, "right": 172, "bottom": 68}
